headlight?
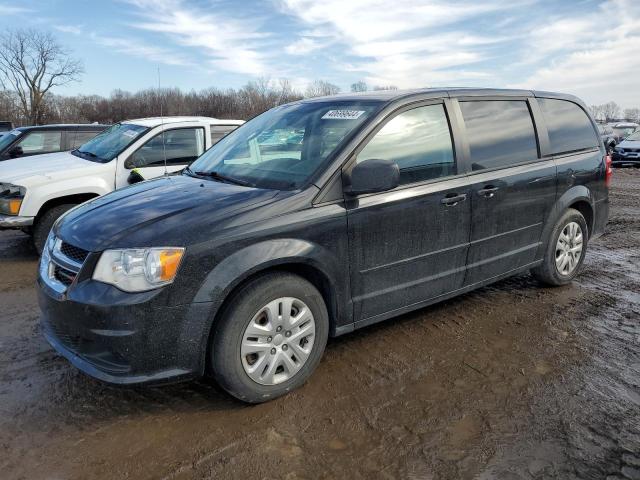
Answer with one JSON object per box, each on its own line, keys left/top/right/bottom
{"left": 0, "top": 183, "right": 25, "bottom": 215}
{"left": 93, "top": 247, "right": 185, "bottom": 292}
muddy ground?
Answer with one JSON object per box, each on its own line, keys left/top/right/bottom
{"left": 0, "top": 170, "right": 638, "bottom": 480}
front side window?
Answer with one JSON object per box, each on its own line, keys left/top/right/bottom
{"left": 189, "top": 101, "right": 381, "bottom": 190}
{"left": 460, "top": 100, "right": 538, "bottom": 171}
{"left": 357, "top": 104, "right": 455, "bottom": 185}
{"left": 538, "top": 98, "right": 599, "bottom": 155}
{"left": 73, "top": 123, "right": 148, "bottom": 162}
{"left": 127, "top": 128, "right": 205, "bottom": 168}
{"left": 17, "top": 131, "right": 62, "bottom": 155}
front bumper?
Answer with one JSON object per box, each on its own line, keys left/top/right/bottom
{"left": 0, "top": 214, "right": 33, "bottom": 228}
{"left": 37, "top": 269, "right": 214, "bottom": 386}
{"left": 612, "top": 152, "right": 640, "bottom": 166}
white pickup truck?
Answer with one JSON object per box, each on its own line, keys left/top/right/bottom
{"left": 0, "top": 116, "right": 243, "bottom": 251}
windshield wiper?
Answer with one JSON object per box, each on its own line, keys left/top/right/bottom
{"left": 192, "top": 169, "right": 253, "bottom": 187}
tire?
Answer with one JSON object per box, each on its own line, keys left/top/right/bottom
{"left": 33, "top": 204, "right": 77, "bottom": 254}
{"left": 211, "top": 272, "right": 329, "bottom": 403}
{"left": 531, "top": 208, "right": 588, "bottom": 286}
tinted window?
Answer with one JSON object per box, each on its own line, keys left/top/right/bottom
{"left": 357, "top": 104, "right": 455, "bottom": 185}
{"left": 538, "top": 98, "right": 599, "bottom": 154}
{"left": 210, "top": 125, "right": 238, "bottom": 145}
{"left": 460, "top": 100, "right": 538, "bottom": 171}
{"left": 72, "top": 130, "right": 101, "bottom": 149}
{"left": 16, "top": 131, "right": 62, "bottom": 155}
{"left": 128, "top": 127, "right": 205, "bottom": 168}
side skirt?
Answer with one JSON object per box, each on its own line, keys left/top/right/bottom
{"left": 333, "top": 260, "right": 543, "bottom": 336}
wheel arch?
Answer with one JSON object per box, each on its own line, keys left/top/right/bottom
{"left": 537, "top": 186, "right": 595, "bottom": 259}
{"left": 195, "top": 239, "right": 350, "bottom": 375}
{"left": 36, "top": 193, "right": 101, "bottom": 220}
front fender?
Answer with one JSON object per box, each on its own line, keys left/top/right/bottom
{"left": 22, "top": 179, "right": 112, "bottom": 217}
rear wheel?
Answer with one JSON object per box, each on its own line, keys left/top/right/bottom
{"left": 211, "top": 272, "right": 329, "bottom": 403}
{"left": 531, "top": 208, "right": 588, "bottom": 286}
{"left": 33, "top": 204, "right": 76, "bottom": 254}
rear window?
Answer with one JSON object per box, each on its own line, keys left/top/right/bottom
{"left": 460, "top": 100, "right": 538, "bottom": 171}
{"left": 538, "top": 98, "right": 599, "bottom": 155}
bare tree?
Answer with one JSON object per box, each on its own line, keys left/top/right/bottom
{"left": 601, "top": 101, "right": 621, "bottom": 122}
{"left": 623, "top": 108, "right": 640, "bottom": 123}
{"left": 305, "top": 80, "right": 340, "bottom": 98}
{"left": 0, "top": 29, "right": 83, "bottom": 124}
{"left": 589, "top": 105, "right": 604, "bottom": 122}
{"left": 350, "top": 80, "right": 368, "bottom": 92}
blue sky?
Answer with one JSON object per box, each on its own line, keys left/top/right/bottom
{"left": 1, "top": 0, "right": 639, "bottom": 107}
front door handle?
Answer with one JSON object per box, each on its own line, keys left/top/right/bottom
{"left": 441, "top": 193, "right": 467, "bottom": 206}
{"left": 477, "top": 185, "right": 499, "bottom": 198}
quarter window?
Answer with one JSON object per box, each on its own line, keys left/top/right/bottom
{"left": 357, "top": 104, "right": 455, "bottom": 185}
{"left": 128, "top": 127, "right": 205, "bottom": 168}
{"left": 460, "top": 100, "right": 538, "bottom": 171}
{"left": 16, "top": 131, "right": 62, "bottom": 155}
{"left": 538, "top": 98, "right": 599, "bottom": 155}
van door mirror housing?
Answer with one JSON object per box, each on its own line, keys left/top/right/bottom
{"left": 346, "top": 158, "right": 400, "bottom": 195}
{"left": 9, "top": 146, "right": 23, "bottom": 158}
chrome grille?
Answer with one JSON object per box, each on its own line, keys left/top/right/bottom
{"left": 60, "top": 242, "right": 89, "bottom": 264}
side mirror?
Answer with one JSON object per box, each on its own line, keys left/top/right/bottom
{"left": 346, "top": 158, "right": 400, "bottom": 195}
{"left": 9, "top": 146, "right": 23, "bottom": 158}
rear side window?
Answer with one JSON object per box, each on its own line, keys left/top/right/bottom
{"left": 72, "top": 130, "right": 101, "bottom": 149}
{"left": 210, "top": 125, "right": 238, "bottom": 146}
{"left": 538, "top": 98, "right": 598, "bottom": 154}
{"left": 357, "top": 104, "right": 455, "bottom": 185}
{"left": 460, "top": 100, "right": 538, "bottom": 171}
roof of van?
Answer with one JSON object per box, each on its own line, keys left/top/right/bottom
{"left": 300, "top": 87, "right": 584, "bottom": 105}
{"left": 123, "top": 116, "right": 245, "bottom": 127}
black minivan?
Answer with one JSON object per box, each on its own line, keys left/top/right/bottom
{"left": 37, "top": 88, "right": 610, "bottom": 403}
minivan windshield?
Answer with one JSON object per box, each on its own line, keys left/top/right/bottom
{"left": 72, "top": 123, "right": 148, "bottom": 162}
{"left": 187, "top": 101, "right": 381, "bottom": 190}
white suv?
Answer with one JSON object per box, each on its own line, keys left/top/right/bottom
{"left": 0, "top": 116, "right": 243, "bottom": 251}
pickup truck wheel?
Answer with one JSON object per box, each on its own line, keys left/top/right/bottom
{"left": 33, "top": 204, "right": 76, "bottom": 254}
{"left": 531, "top": 208, "right": 588, "bottom": 286}
{"left": 211, "top": 272, "right": 329, "bottom": 403}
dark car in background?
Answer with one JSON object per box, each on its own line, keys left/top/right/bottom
{"left": 38, "top": 88, "right": 610, "bottom": 403}
{"left": 597, "top": 124, "right": 617, "bottom": 152}
{"left": 0, "top": 124, "right": 107, "bottom": 161}
{"left": 611, "top": 122, "right": 638, "bottom": 143}
{"left": 0, "top": 121, "right": 13, "bottom": 132}
{"left": 612, "top": 129, "right": 640, "bottom": 167}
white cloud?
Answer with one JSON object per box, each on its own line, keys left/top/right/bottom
{"left": 92, "top": 34, "right": 194, "bottom": 67}
{"left": 55, "top": 25, "right": 83, "bottom": 35}
{"left": 278, "top": 0, "right": 522, "bottom": 88}
{"left": 122, "top": 0, "right": 270, "bottom": 75}
{"left": 514, "top": 0, "right": 640, "bottom": 107}
{"left": 0, "top": 4, "right": 30, "bottom": 15}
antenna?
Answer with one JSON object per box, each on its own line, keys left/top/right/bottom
{"left": 158, "top": 66, "right": 168, "bottom": 176}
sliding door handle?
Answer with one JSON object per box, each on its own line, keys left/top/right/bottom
{"left": 441, "top": 193, "right": 467, "bottom": 206}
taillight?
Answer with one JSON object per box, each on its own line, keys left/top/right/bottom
{"left": 605, "top": 154, "right": 613, "bottom": 187}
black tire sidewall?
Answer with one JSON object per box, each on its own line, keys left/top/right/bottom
{"left": 544, "top": 209, "right": 589, "bottom": 285}
{"left": 33, "top": 204, "right": 76, "bottom": 253}
{"left": 211, "top": 273, "right": 329, "bottom": 403}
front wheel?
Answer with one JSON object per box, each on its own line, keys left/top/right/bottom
{"left": 531, "top": 208, "right": 588, "bottom": 286}
{"left": 211, "top": 272, "right": 329, "bottom": 403}
{"left": 32, "top": 204, "right": 77, "bottom": 254}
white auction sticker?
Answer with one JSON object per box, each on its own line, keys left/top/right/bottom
{"left": 122, "top": 129, "right": 139, "bottom": 138}
{"left": 8, "top": 129, "right": 21, "bottom": 136}
{"left": 321, "top": 110, "right": 365, "bottom": 120}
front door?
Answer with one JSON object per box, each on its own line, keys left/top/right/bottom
{"left": 345, "top": 102, "right": 471, "bottom": 324}
{"left": 116, "top": 126, "right": 206, "bottom": 188}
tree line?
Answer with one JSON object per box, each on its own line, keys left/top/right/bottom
{"left": 589, "top": 102, "right": 640, "bottom": 123}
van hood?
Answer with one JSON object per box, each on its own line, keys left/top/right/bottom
{"left": 0, "top": 151, "right": 106, "bottom": 186}
{"left": 617, "top": 139, "right": 640, "bottom": 149}
{"left": 55, "top": 175, "right": 279, "bottom": 251}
